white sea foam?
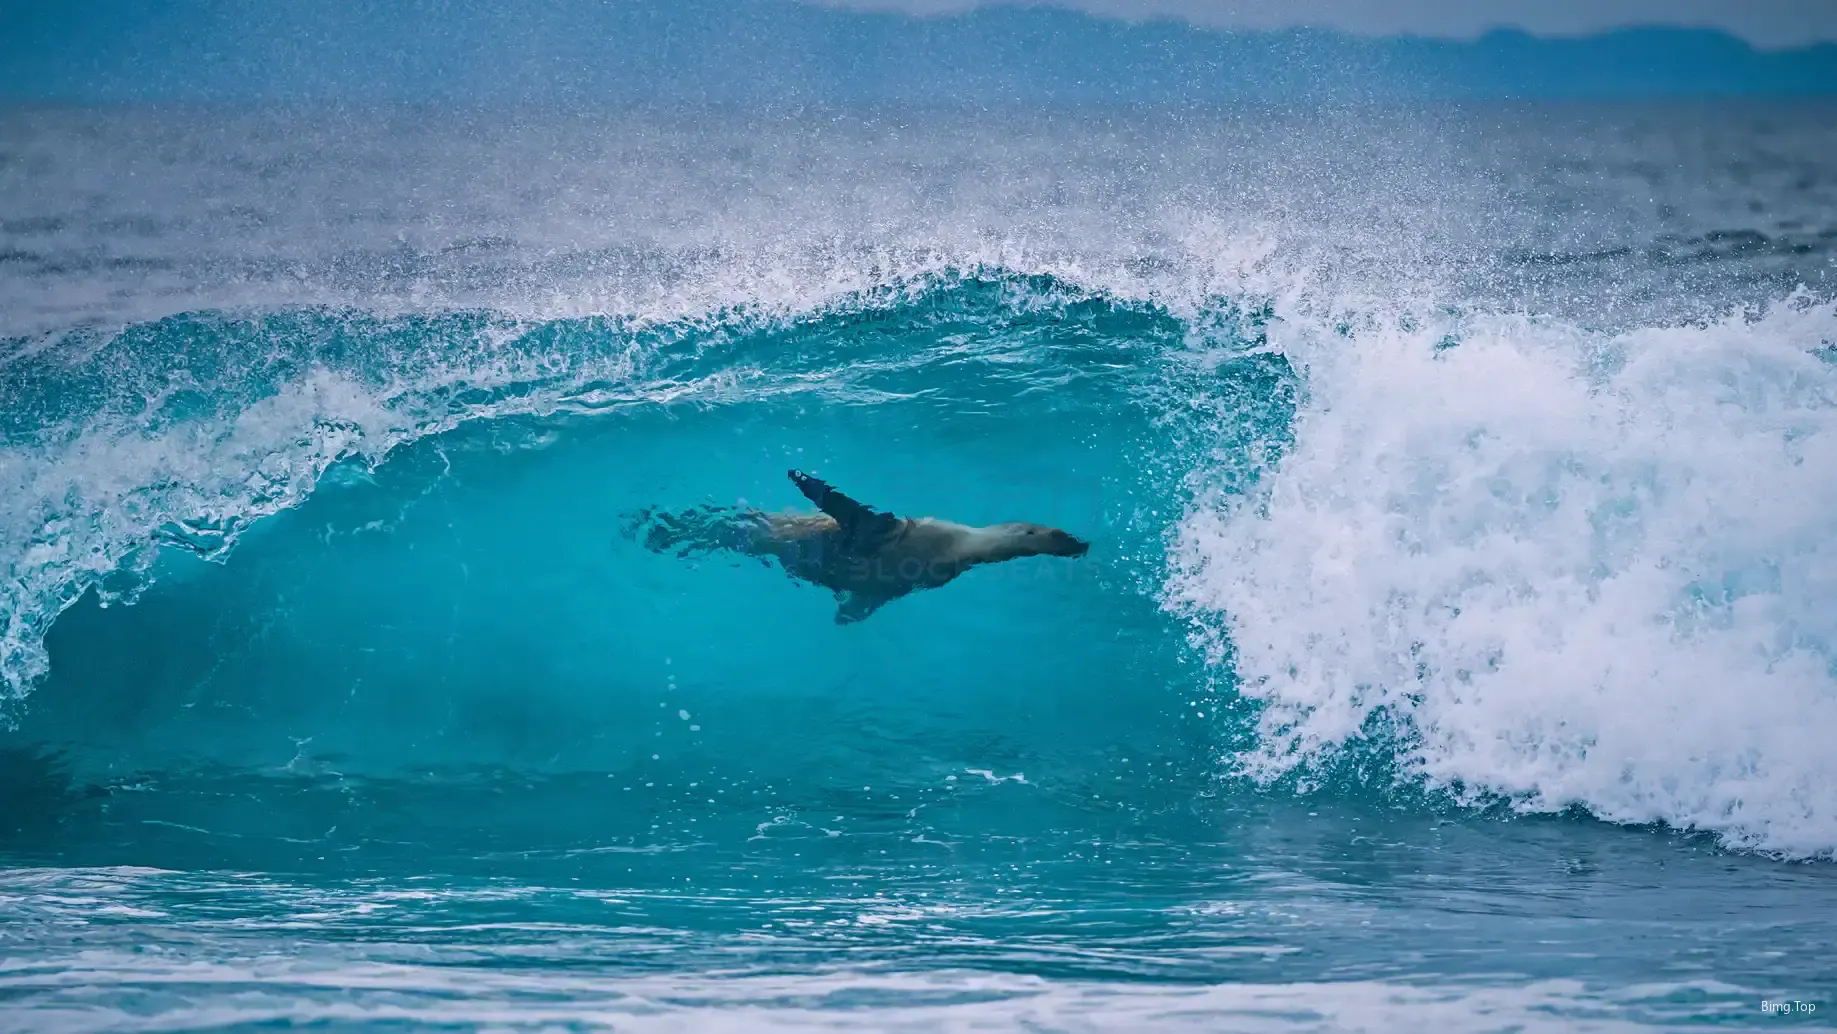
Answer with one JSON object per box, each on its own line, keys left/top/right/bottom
{"left": 0, "top": 962, "right": 1687, "bottom": 1034}
{"left": 1172, "top": 296, "right": 1837, "bottom": 858}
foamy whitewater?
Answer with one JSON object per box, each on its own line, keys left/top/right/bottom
{"left": 1175, "top": 300, "right": 1837, "bottom": 857}
{"left": 1, "top": 105, "right": 1834, "bottom": 1031}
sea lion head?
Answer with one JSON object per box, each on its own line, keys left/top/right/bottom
{"left": 981, "top": 522, "right": 1090, "bottom": 561}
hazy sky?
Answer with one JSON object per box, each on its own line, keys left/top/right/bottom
{"left": 813, "top": 0, "right": 1837, "bottom": 47}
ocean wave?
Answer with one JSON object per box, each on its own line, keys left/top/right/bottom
{"left": 6, "top": 258, "right": 1837, "bottom": 860}
{"left": 1172, "top": 294, "right": 1837, "bottom": 858}
{"left": 0, "top": 269, "right": 1196, "bottom": 710}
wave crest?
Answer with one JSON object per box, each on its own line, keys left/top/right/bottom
{"left": 1171, "top": 296, "right": 1837, "bottom": 858}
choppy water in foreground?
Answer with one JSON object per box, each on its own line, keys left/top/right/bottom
{"left": 1, "top": 104, "right": 1835, "bottom": 1031}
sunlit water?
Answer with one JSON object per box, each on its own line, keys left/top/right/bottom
{"left": 2, "top": 104, "right": 1835, "bottom": 1031}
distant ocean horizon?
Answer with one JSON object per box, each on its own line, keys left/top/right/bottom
{"left": 5, "top": 0, "right": 1837, "bottom": 104}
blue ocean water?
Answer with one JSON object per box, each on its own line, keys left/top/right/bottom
{"left": 2, "top": 105, "right": 1836, "bottom": 1031}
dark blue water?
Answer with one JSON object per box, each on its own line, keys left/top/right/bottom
{"left": 1, "top": 106, "right": 1834, "bottom": 1031}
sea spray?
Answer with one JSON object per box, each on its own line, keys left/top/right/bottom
{"left": 1173, "top": 297, "right": 1837, "bottom": 858}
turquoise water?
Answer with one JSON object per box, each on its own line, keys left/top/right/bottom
{"left": 2, "top": 108, "right": 1836, "bottom": 1030}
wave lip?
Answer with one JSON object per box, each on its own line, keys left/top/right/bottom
{"left": 1172, "top": 298, "right": 1837, "bottom": 859}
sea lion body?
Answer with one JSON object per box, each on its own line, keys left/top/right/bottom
{"left": 634, "top": 471, "right": 1088, "bottom": 623}
{"left": 758, "top": 513, "right": 980, "bottom": 592}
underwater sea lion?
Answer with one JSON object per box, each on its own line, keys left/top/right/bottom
{"left": 633, "top": 470, "right": 1089, "bottom": 623}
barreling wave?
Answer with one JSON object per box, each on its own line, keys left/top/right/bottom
{"left": 5, "top": 259, "right": 1837, "bottom": 860}
{"left": 0, "top": 268, "right": 1214, "bottom": 710}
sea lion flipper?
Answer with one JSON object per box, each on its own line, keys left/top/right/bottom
{"left": 788, "top": 470, "right": 870, "bottom": 521}
{"left": 787, "top": 470, "right": 901, "bottom": 547}
{"left": 834, "top": 591, "right": 888, "bottom": 625}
